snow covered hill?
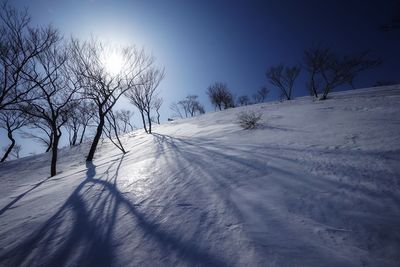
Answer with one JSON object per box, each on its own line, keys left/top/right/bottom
{"left": 0, "top": 85, "right": 399, "bottom": 266}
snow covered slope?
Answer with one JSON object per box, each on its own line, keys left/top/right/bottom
{"left": 0, "top": 85, "right": 399, "bottom": 266}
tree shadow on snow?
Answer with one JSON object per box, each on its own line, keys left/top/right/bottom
{"left": 150, "top": 133, "right": 400, "bottom": 265}
{"left": 1, "top": 132, "right": 399, "bottom": 266}
{"left": 0, "top": 176, "right": 53, "bottom": 216}
{"left": 0, "top": 154, "right": 230, "bottom": 267}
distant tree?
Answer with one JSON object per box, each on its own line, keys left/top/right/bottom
{"left": 169, "top": 102, "right": 184, "bottom": 118}
{"left": 0, "top": 109, "right": 29, "bottom": 162}
{"left": 20, "top": 38, "right": 79, "bottom": 177}
{"left": 64, "top": 100, "right": 96, "bottom": 146}
{"left": 125, "top": 67, "right": 165, "bottom": 134}
{"left": 70, "top": 38, "right": 154, "bottom": 161}
{"left": 2, "top": 143, "right": 22, "bottom": 160}
{"left": 253, "top": 87, "right": 269, "bottom": 103}
{"left": 10, "top": 144, "right": 21, "bottom": 159}
{"left": 266, "top": 65, "right": 300, "bottom": 100}
{"left": 304, "top": 48, "right": 381, "bottom": 100}
{"left": 65, "top": 102, "right": 81, "bottom": 146}
{"left": 21, "top": 119, "right": 53, "bottom": 152}
{"left": 237, "top": 95, "right": 251, "bottom": 106}
{"left": 0, "top": 2, "right": 59, "bottom": 111}
{"left": 179, "top": 95, "right": 205, "bottom": 117}
{"left": 116, "top": 109, "right": 134, "bottom": 133}
{"left": 170, "top": 95, "right": 205, "bottom": 118}
{"left": 152, "top": 96, "right": 163, "bottom": 124}
{"left": 77, "top": 100, "right": 96, "bottom": 144}
{"left": 206, "top": 82, "right": 234, "bottom": 110}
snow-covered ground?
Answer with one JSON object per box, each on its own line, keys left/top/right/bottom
{"left": 0, "top": 85, "right": 399, "bottom": 266}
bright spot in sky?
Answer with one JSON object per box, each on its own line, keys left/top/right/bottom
{"left": 104, "top": 52, "right": 124, "bottom": 75}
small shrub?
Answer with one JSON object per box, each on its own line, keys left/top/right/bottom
{"left": 237, "top": 110, "right": 262, "bottom": 129}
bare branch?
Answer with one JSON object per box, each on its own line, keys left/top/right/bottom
{"left": 304, "top": 47, "right": 381, "bottom": 100}
{"left": 266, "top": 65, "right": 300, "bottom": 100}
{"left": 69, "top": 38, "right": 157, "bottom": 160}
{"left": 206, "top": 82, "right": 234, "bottom": 110}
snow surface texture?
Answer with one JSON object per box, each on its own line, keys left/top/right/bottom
{"left": 0, "top": 86, "right": 399, "bottom": 267}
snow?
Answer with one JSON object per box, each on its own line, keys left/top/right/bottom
{"left": 0, "top": 85, "right": 400, "bottom": 266}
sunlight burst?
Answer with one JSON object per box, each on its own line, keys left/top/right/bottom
{"left": 104, "top": 51, "right": 124, "bottom": 75}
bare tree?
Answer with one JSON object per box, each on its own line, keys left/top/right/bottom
{"left": 64, "top": 100, "right": 96, "bottom": 146}
{"left": 103, "top": 109, "right": 127, "bottom": 154}
{"left": 116, "top": 109, "right": 134, "bottom": 133}
{"left": 0, "top": 2, "right": 59, "bottom": 111}
{"left": 266, "top": 65, "right": 300, "bottom": 100}
{"left": 10, "top": 144, "right": 21, "bottom": 159}
{"left": 64, "top": 101, "right": 81, "bottom": 146}
{"left": 20, "top": 38, "right": 79, "bottom": 177}
{"left": 70, "top": 38, "right": 154, "bottom": 161}
{"left": 253, "top": 87, "right": 269, "bottom": 103}
{"left": 77, "top": 100, "right": 96, "bottom": 144}
{"left": 21, "top": 119, "right": 53, "bottom": 152}
{"left": 179, "top": 95, "right": 205, "bottom": 117}
{"left": 152, "top": 96, "right": 163, "bottom": 124}
{"left": 206, "top": 82, "right": 234, "bottom": 110}
{"left": 170, "top": 95, "right": 205, "bottom": 118}
{"left": 304, "top": 48, "right": 381, "bottom": 100}
{"left": 0, "top": 109, "right": 29, "bottom": 162}
{"left": 169, "top": 102, "right": 184, "bottom": 119}
{"left": 237, "top": 95, "right": 251, "bottom": 106}
{"left": 125, "top": 66, "right": 165, "bottom": 134}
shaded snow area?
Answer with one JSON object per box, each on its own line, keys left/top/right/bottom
{"left": 1, "top": 86, "right": 400, "bottom": 267}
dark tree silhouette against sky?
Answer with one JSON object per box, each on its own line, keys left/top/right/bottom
{"left": 3, "top": 0, "right": 400, "bottom": 156}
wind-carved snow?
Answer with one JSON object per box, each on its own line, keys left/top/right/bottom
{"left": 0, "top": 85, "right": 399, "bottom": 266}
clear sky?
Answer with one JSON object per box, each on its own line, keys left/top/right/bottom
{"left": 2, "top": 0, "right": 400, "bottom": 157}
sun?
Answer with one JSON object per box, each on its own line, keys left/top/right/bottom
{"left": 104, "top": 51, "right": 124, "bottom": 75}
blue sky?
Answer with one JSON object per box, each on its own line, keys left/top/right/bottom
{"left": 2, "top": 0, "right": 400, "bottom": 156}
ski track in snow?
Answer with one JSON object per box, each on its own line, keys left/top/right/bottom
{"left": 0, "top": 85, "right": 400, "bottom": 266}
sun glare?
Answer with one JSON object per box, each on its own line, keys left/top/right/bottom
{"left": 104, "top": 52, "right": 124, "bottom": 75}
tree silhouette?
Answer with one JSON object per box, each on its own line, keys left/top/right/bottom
{"left": 266, "top": 65, "right": 300, "bottom": 100}
{"left": 206, "top": 82, "right": 234, "bottom": 110}
{"left": 304, "top": 48, "right": 381, "bottom": 100}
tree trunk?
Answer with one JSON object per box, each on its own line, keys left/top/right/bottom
{"left": 79, "top": 124, "right": 87, "bottom": 144}
{"left": 309, "top": 71, "right": 319, "bottom": 98}
{"left": 86, "top": 114, "right": 105, "bottom": 161}
{"left": 282, "top": 88, "right": 290, "bottom": 100}
{"left": 146, "top": 110, "right": 152, "bottom": 134}
{"left": 50, "top": 133, "right": 60, "bottom": 177}
{"left": 1, "top": 130, "right": 15, "bottom": 162}
{"left": 71, "top": 129, "right": 78, "bottom": 146}
{"left": 156, "top": 111, "right": 160, "bottom": 124}
{"left": 321, "top": 86, "right": 331, "bottom": 100}
{"left": 112, "top": 121, "right": 126, "bottom": 154}
{"left": 140, "top": 110, "right": 148, "bottom": 133}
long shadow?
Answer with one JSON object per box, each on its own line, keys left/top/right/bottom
{"left": 150, "top": 132, "right": 400, "bottom": 262}
{"left": 3, "top": 133, "right": 398, "bottom": 266}
{"left": 0, "top": 159, "right": 121, "bottom": 267}
{"left": 153, "top": 133, "right": 400, "bottom": 205}
{"left": 150, "top": 133, "right": 347, "bottom": 261}
{"left": 0, "top": 154, "right": 229, "bottom": 267}
{"left": 0, "top": 176, "right": 53, "bottom": 216}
